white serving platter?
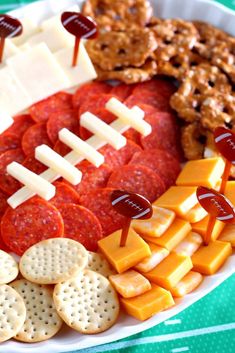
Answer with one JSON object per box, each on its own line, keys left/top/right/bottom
{"left": 0, "top": 0, "right": 234, "bottom": 352}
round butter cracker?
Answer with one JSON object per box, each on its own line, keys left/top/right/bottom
{"left": 19, "top": 238, "right": 88, "bottom": 284}
{"left": 0, "top": 284, "right": 26, "bottom": 343}
{"left": 11, "top": 279, "right": 63, "bottom": 342}
{"left": 0, "top": 250, "right": 19, "bottom": 284}
{"left": 53, "top": 269, "right": 120, "bottom": 334}
{"left": 87, "top": 252, "right": 116, "bottom": 278}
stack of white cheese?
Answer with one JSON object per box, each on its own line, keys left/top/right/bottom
{"left": 0, "top": 5, "right": 97, "bottom": 117}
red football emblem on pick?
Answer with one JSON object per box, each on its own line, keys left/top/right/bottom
{"left": 214, "top": 127, "right": 235, "bottom": 163}
{"left": 0, "top": 14, "right": 22, "bottom": 38}
{"left": 61, "top": 12, "right": 97, "bottom": 39}
{"left": 197, "top": 186, "right": 235, "bottom": 223}
{"left": 111, "top": 190, "right": 153, "bottom": 220}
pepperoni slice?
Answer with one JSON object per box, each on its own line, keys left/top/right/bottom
{"left": 53, "top": 140, "right": 71, "bottom": 157}
{"left": 129, "top": 149, "right": 181, "bottom": 188}
{"left": 125, "top": 91, "right": 171, "bottom": 112}
{"left": 79, "top": 94, "right": 118, "bottom": 140}
{"left": 47, "top": 109, "right": 80, "bottom": 144}
{"left": 1, "top": 197, "right": 64, "bottom": 256}
{"left": 98, "top": 140, "right": 142, "bottom": 168}
{"left": 30, "top": 92, "right": 73, "bottom": 123}
{"left": 22, "top": 123, "right": 52, "bottom": 156}
{"left": 140, "top": 113, "right": 181, "bottom": 160}
{"left": 0, "top": 149, "right": 25, "bottom": 195}
{"left": 66, "top": 162, "right": 112, "bottom": 198}
{"left": 0, "top": 189, "right": 8, "bottom": 218}
{"left": 72, "top": 82, "right": 111, "bottom": 109}
{"left": 107, "top": 164, "right": 166, "bottom": 202}
{"left": 0, "top": 133, "right": 20, "bottom": 155}
{"left": 50, "top": 182, "right": 80, "bottom": 210}
{"left": 133, "top": 78, "right": 176, "bottom": 100}
{"left": 79, "top": 188, "right": 126, "bottom": 237}
{"left": 111, "top": 83, "right": 136, "bottom": 101}
{"left": 4, "top": 114, "right": 34, "bottom": 139}
{"left": 0, "top": 230, "right": 10, "bottom": 252}
{"left": 22, "top": 154, "right": 47, "bottom": 175}
{"left": 59, "top": 203, "right": 103, "bottom": 251}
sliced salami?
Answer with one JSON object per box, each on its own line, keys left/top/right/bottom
{"left": 50, "top": 182, "right": 80, "bottom": 210}
{"left": 98, "top": 140, "right": 142, "bottom": 168}
{"left": 30, "top": 92, "right": 73, "bottom": 123}
{"left": 79, "top": 188, "right": 126, "bottom": 237}
{"left": 23, "top": 154, "right": 47, "bottom": 175}
{"left": 0, "top": 133, "right": 20, "bottom": 155}
{"left": 1, "top": 197, "right": 64, "bottom": 256}
{"left": 111, "top": 83, "right": 136, "bottom": 101}
{"left": 129, "top": 149, "right": 181, "bottom": 188}
{"left": 133, "top": 78, "right": 176, "bottom": 100}
{"left": 53, "top": 140, "right": 71, "bottom": 157}
{"left": 72, "top": 82, "right": 111, "bottom": 109}
{"left": 140, "top": 112, "right": 181, "bottom": 160}
{"left": 66, "top": 162, "right": 112, "bottom": 198}
{"left": 0, "top": 149, "right": 25, "bottom": 195}
{"left": 22, "top": 123, "right": 52, "bottom": 156}
{"left": 0, "top": 189, "right": 8, "bottom": 218}
{"left": 3, "top": 114, "right": 34, "bottom": 139}
{"left": 47, "top": 109, "right": 80, "bottom": 144}
{"left": 59, "top": 203, "right": 103, "bottom": 251}
{"left": 107, "top": 164, "right": 166, "bottom": 202}
{"left": 125, "top": 91, "right": 171, "bottom": 112}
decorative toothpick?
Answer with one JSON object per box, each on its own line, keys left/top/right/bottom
{"left": 0, "top": 14, "right": 22, "bottom": 63}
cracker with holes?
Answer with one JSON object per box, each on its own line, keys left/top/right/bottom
{"left": 10, "top": 279, "right": 63, "bottom": 342}
{"left": 53, "top": 269, "right": 120, "bottom": 334}
{"left": 19, "top": 238, "right": 88, "bottom": 284}
{"left": 87, "top": 252, "right": 116, "bottom": 277}
{"left": 0, "top": 284, "right": 26, "bottom": 343}
{"left": 0, "top": 250, "right": 19, "bottom": 284}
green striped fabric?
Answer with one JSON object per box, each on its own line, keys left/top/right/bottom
{"left": 0, "top": 1, "right": 234, "bottom": 352}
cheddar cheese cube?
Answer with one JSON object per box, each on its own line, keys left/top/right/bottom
{"left": 109, "top": 270, "right": 151, "bottom": 298}
{"left": 141, "top": 218, "right": 191, "bottom": 251}
{"left": 173, "top": 231, "right": 203, "bottom": 257}
{"left": 132, "top": 206, "right": 175, "bottom": 238}
{"left": 98, "top": 228, "right": 151, "bottom": 273}
{"left": 154, "top": 186, "right": 198, "bottom": 217}
{"left": 144, "top": 253, "right": 193, "bottom": 291}
{"left": 135, "top": 243, "right": 169, "bottom": 273}
{"left": 171, "top": 271, "right": 203, "bottom": 297}
{"left": 176, "top": 158, "right": 225, "bottom": 188}
{"left": 192, "top": 215, "right": 225, "bottom": 242}
{"left": 225, "top": 181, "right": 235, "bottom": 205}
{"left": 192, "top": 241, "right": 232, "bottom": 275}
{"left": 218, "top": 224, "right": 235, "bottom": 247}
{"left": 183, "top": 203, "right": 207, "bottom": 223}
{"left": 120, "top": 284, "right": 174, "bottom": 321}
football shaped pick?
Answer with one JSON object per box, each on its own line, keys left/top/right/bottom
{"left": 111, "top": 190, "right": 153, "bottom": 247}
{"left": 0, "top": 15, "right": 22, "bottom": 62}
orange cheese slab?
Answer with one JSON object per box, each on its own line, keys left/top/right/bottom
{"left": 183, "top": 203, "right": 207, "bottom": 223}
{"left": 120, "top": 284, "right": 174, "bottom": 321}
{"left": 141, "top": 218, "right": 191, "bottom": 251}
{"left": 98, "top": 228, "right": 151, "bottom": 273}
{"left": 192, "top": 215, "right": 225, "bottom": 242}
{"left": 173, "top": 231, "right": 203, "bottom": 257}
{"left": 225, "top": 181, "right": 235, "bottom": 205}
{"left": 135, "top": 243, "right": 169, "bottom": 273}
{"left": 171, "top": 271, "right": 203, "bottom": 298}
{"left": 132, "top": 206, "right": 175, "bottom": 238}
{"left": 154, "top": 186, "right": 198, "bottom": 217}
{"left": 144, "top": 253, "right": 193, "bottom": 290}
{"left": 109, "top": 270, "right": 151, "bottom": 298}
{"left": 218, "top": 224, "right": 235, "bottom": 247}
{"left": 192, "top": 240, "right": 232, "bottom": 275}
{"left": 176, "top": 158, "right": 225, "bottom": 188}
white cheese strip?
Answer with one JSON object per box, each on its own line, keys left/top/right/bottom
{"left": 106, "top": 97, "right": 151, "bottom": 136}
{"left": 0, "top": 112, "right": 14, "bottom": 134}
{"left": 80, "top": 112, "right": 126, "bottom": 150}
{"left": 7, "top": 43, "right": 70, "bottom": 103}
{"left": 35, "top": 144, "right": 82, "bottom": 185}
{"left": 59, "top": 128, "right": 104, "bottom": 167}
{"left": 7, "top": 117, "right": 142, "bottom": 208}
{"left": 7, "top": 162, "right": 55, "bottom": 207}
{"left": 131, "top": 106, "right": 145, "bottom": 119}
{"left": 54, "top": 43, "right": 97, "bottom": 87}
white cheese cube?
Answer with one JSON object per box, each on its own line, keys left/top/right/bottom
{"left": 0, "top": 112, "right": 14, "bottom": 134}
{"left": 11, "top": 17, "right": 39, "bottom": 46}
{"left": 41, "top": 5, "right": 79, "bottom": 29}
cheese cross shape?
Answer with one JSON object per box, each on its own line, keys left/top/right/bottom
{"left": 7, "top": 162, "right": 55, "bottom": 205}
{"left": 35, "top": 144, "right": 82, "bottom": 185}
{"left": 59, "top": 128, "right": 104, "bottom": 167}
{"left": 80, "top": 112, "right": 127, "bottom": 150}
{"left": 106, "top": 97, "right": 152, "bottom": 136}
